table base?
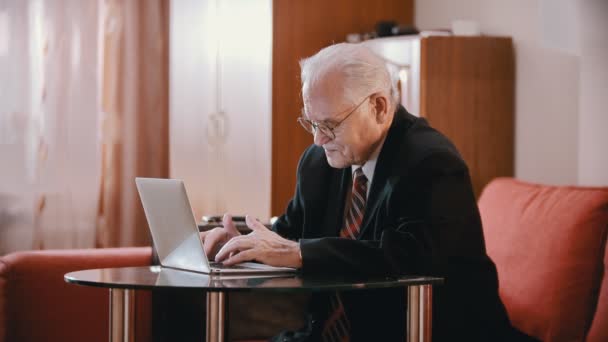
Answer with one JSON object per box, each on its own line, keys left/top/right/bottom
{"left": 109, "top": 288, "right": 135, "bottom": 342}
{"left": 107, "top": 285, "right": 432, "bottom": 342}
{"left": 206, "top": 291, "right": 227, "bottom": 342}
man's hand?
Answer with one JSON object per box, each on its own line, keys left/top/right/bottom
{"left": 199, "top": 213, "right": 241, "bottom": 261}
{"left": 215, "top": 215, "right": 302, "bottom": 268}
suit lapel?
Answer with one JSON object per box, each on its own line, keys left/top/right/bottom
{"left": 358, "top": 106, "right": 413, "bottom": 238}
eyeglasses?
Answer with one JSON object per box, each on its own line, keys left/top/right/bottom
{"left": 297, "top": 95, "right": 371, "bottom": 140}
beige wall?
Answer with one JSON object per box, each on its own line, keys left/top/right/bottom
{"left": 577, "top": 0, "right": 608, "bottom": 186}
{"left": 416, "top": 0, "right": 607, "bottom": 186}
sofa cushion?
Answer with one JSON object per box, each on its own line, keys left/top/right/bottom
{"left": 0, "top": 247, "right": 153, "bottom": 342}
{"left": 478, "top": 178, "right": 608, "bottom": 341}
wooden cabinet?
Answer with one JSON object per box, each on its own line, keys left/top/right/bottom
{"left": 271, "top": 2, "right": 513, "bottom": 212}
{"left": 272, "top": 34, "right": 514, "bottom": 212}
{"left": 419, "top": 36, "right": 515, "bottom": 197}
{"left": 366, "top": 35, "right": 515, "bottom": 198}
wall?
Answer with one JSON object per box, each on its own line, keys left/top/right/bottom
{"left": 577, "top": 0, "right": 608, "bottom": 186}
{"left": 416, "top": 0, "right": 608, "bottom": 186}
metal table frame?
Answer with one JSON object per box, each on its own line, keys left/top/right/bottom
{"left": 108, "top": 284, "right": 433, "bottom": 342}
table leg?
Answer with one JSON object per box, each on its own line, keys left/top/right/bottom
{"left": 407, "top": 285, "right": 432, "bottom": 342}
{"left": 206, "top": 291, "right": 227, "bottom": 342}
{"left": 109, "top": 288, "right": 135, "bottom": 342}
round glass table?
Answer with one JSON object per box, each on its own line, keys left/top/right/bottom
{"left": 65, "top": 266, "right": 443, "bottom": 342}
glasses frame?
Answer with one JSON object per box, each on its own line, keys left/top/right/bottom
{"left": 297, "top": 94, "right": 372, "bottom": 140}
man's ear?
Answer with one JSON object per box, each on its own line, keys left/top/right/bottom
{"left": 373, "top": 94, "right": 390, "bottom": 124}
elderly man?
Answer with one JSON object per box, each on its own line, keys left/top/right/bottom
{"left": 202, "top": 43, "right": 522, "bottom": 341}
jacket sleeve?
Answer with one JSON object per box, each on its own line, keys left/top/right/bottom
{"left": 270, "top": 147, "right": 311, "bottom": 241}
{"left": 299, "top": 151, "right": 484, "bottom": 277}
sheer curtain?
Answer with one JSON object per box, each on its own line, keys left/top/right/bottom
{"left": 0, "top": 0, "right": 101, "bottom": 253}
{"left": 96, "top": 0, "right": 169, "bottom": 248}
{"left": 0, "top": 0, "right": 168, "bottom": 254}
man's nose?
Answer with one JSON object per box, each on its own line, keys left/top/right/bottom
{"left": 313, "top": 129, "right": 331, "bottom": 146}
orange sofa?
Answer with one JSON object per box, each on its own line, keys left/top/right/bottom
{"left": 479, "top": 178, "right": 608, "bottom": 341}
{"left": 0, "top": 247, "right": 154, "bottom": 342}
{"left": 0, "top": 248, "right": 294, "bottom": 342}
{"left": 1, "top": 177, "right": 607, "bottom": 341}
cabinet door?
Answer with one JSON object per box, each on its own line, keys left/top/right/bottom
{"left": 170, "top": 0, "right": 272, "bottom": 220}
{"left": 420, "top": 37, "right": 515, "bottom": 197}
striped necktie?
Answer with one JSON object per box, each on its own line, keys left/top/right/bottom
{"left": 340, "top": 168, "right": 368, "bottom": 239}
{"left": 322, "top": 167, "right": 368, "bottom": 342}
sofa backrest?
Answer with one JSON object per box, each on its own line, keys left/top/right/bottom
{"left": 478, "top": 178, "right": 608, "bottom": 342}
{"left": 0, "top": 247, "right": 152, "bottom": 342}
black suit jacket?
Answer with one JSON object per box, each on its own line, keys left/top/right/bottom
{"left": 272, "top": 106, "right": 514, "bottom": 341}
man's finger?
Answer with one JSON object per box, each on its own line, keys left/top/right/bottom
{"left": 215, "top": 236, "right": 253, "bottom": 261}
{"left": 222, "top": 213, "right": 240, "bottom": 236}
{"left": 245, "top": 215, "right": 267, "bottom": 232}
{"left": 203, "top": 230, "right": 224, "bottom": 259}
{"left": 200, "top": 227, "right": 222, "bottom": 243}
{"left": 223, "top": 249, "right": 256, "bottom": 266}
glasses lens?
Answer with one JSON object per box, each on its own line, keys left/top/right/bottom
{"left": 297, "top": 118, "right": 315, "bottom": 134}
{"left": 317, "top": 125, "right": 334, "bottom": 139}
{"left": 297, "top": 118, "right": 335, "bottom": 139}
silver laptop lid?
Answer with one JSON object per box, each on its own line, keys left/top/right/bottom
{"left": 135, "top": 178, "right": 211, "bottom": 273}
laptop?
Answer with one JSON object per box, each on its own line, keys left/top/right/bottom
{"left": 135, "top": 177, "right": 297, "bottom": 275}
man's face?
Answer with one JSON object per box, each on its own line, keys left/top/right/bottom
{"left": 303, "top": 74, "right": 385, "bottom": 168}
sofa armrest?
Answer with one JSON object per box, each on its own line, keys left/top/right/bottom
{"left": 0, "top": 247, "right": 153, "bottom": 342}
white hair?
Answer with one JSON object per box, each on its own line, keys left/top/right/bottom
{"left": 300, "top": 43, "right": 399, "bottom": 109}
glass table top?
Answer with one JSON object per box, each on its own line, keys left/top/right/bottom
{"left": 65, "top": 266, "right": 443, "bottom": 292}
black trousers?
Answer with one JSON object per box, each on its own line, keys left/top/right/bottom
{"left": 152, "top": 290, "right": 206, "bottom": 342}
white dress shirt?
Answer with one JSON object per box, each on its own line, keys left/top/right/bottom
{"left": 351, "top": 136, "right": 386, "bottom": 199}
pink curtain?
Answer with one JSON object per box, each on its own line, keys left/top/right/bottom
{"left": 96, "top": 0, "right": 169, "bottom": 248}
{"left": 0, "top": 0, "right": 102, "bottom": 253}
{"left": 0, "top": 0, "right": 169, "bottom": 253}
